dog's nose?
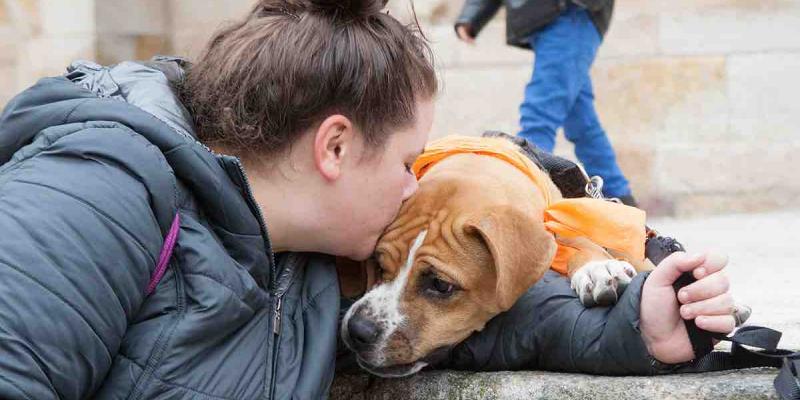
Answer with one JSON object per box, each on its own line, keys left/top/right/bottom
{"left": 347, "top": 315, "right": 381, "bottom": 349}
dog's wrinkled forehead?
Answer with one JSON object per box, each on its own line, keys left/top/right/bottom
{"left": 375, "top": 221, "right": 431, "bottom": 278}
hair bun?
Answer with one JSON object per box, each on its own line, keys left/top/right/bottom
{"left": 307, "top": 0, "right": 387, "bottom": 19}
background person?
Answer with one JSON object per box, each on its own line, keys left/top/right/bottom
{"left": 455, "top": 0, "right": 637, "bottom": 205}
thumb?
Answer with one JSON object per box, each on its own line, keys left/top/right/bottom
{"left": 647, "top": 252, "right": 706, "bottom": 288}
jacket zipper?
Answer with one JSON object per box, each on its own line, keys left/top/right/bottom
{"left": 231, "top": 159, "right": 283, "bottom": 399}
{"left": 269, "top": 296, "right": 284, "bottom": 400}
{"left": 272, "top": 297, "right": 283, "bottom": 335}
{"left": 232, "top": 160, "right": 277, "bottom": 283}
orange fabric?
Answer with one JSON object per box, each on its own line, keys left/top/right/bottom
{"left": 413, "top": 135, "right": 646, "bottom": 275}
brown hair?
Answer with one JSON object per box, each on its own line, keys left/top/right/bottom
{"left": 181, "top": 0, "right": 438, "bottom": 159}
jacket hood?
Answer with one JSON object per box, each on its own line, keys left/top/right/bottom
{"left": 0, "top": 58, "right": 273, "bottom": 285}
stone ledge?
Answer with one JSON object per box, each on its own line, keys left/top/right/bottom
{"left": 331, "top": 368, "right": 780, "bottom": 399}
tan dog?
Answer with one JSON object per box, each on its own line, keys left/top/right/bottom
{"left": 339, "top": 137, "right": 653, "bottom": 377}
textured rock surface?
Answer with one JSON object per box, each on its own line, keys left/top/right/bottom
{"left": 331, "top": 369, "right": 780, "bottom": 400}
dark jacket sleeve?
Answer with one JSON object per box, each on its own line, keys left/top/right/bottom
{"left": 0, "top": 126, "right": 165, "bottom": 398}
{"left": 455, "top": 0, "right": 503, "bottom": 38}
{"left": 436, "top": 271, "right": 661, "bottom": 375}
{"left": 571, "top": 0, "right": 611, "bottom": 12}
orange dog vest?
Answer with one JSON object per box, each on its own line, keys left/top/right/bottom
{"left": 412, "top": 135, "right": 646, "bottom": 275}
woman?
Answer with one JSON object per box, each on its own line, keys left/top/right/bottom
{"left": 0, "top": 0, "right": 739, "bottom": 398}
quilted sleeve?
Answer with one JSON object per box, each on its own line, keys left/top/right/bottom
{"left": 437, "top": 271, "right": 660, "bottom": 375}
{"left": 0, "top": 125, "right": 166, "bottom": 399}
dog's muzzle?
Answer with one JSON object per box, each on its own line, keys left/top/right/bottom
{"left": 344, "top": 313, "right": 382, "bottom": 352}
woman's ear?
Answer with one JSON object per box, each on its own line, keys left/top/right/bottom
{"left": 313, "top": 114, "right": 355, "bottom": 181}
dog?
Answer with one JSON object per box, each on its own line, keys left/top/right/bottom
{"left": 339, "top": 135, "right": 654, "bottom": 377}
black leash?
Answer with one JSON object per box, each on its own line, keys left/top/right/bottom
{"left": 646, "top": 233, "right": 800, "bottom": 399}
{"left": 488, "top": 131, "right": 800, "bottom": 399}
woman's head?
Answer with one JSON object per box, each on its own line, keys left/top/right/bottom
{"left": 183, "top": 0, "right": 438, "bottom": 259}
{"left": 183, "top": 0, "right": 437, "bottom": 159}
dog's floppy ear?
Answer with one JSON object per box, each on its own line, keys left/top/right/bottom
{"left": 465, "top": 206, "right": 557, "bottom": 311}
{"left": 335, "top": 257, "right": 380, "bottom": 299}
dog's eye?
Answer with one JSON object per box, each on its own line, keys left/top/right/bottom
{"left": 420, "top": 270, "right": 459, "bottom": 299}
{"left": 418, "top": 268, "right": 461, "bottom": 300}
{"left": 432, "top": 278, "right": 454, "bottom": 294}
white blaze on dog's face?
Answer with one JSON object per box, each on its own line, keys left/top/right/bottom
{"left": 340, "top": 229, "right": 430, "bottom": 377}
{"left": 340, "top": 154, "right": 557, "bottom": 377}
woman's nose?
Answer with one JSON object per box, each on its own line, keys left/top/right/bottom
{"left": 402, "top": 175, "right": 419, "bottom": 201}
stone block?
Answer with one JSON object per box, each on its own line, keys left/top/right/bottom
{"left": 591, "top": 56, "right": 728, "bottom": 147}
{"left": 169, "top": 0, "right": 252, "bottom": 37}
{"left": 0, "top": 1, "right": 8, "bottom": 25}
{"left": 454, "top": 22, "right": 533, "bottom": 68}
{"left": 386, "top": 0, "right": 463, "bottom": 26}
{"left": 96, "top": 0, "right": 168, "bottom": 35}
{"left": 654, "top": 141, "right": 800, "bottom": 196}
{"left": 135, "top": 34, "right": 169, "bottom": 59}
{"left": 598, "top": 12, "right": 660, "bottom": 59}
{"left": 0, "top": 26, "right": 18, "bottom": 63}
{"left": 423, "top": 25, "right": 460, "bottom": 69}
{"left": 171, "top": 31, "right": 210, "bottom": 59}
{"left": 96, "top": 34, "right": 168, "bottom": 65}
{"left": 38, "top": 0, "right": 95, "bottom": 35}
{"left": 613, "top": 145, "right": 656, "bottom": 199}
{"left": 0, "top": 64, "right": 16, "bottom": 107}
{"left": 669, "top": 189, "right": 800, "bottom": 218}
{"left": 727, "top": 53, "right": 800, "bottom": 142}
{"left": 16, "top": 36, "right": 95, "bottom": 87}
{"left": 96, "top": 35, "right": 136, "bottom": 65}
{"left": 614, "top": 0, "right": 798, "bottom": 18}
{"left": 15, "top": 0, "right": 41, "bottom": 35}
{"left": 331, "top": 369, "right": 782, "bottom": 399}
{"left": 659, "top": 8, "right": 800, "bottom": 56}
{"left": 431, "top": 65, "right": 530, "bottom": 139}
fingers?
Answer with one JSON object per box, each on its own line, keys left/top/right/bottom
{"left": 647, "top": 252, "right": 706, "bottom": 287}
{"left": 692, "top": 252, "right": 728, "bottom": 280}
{"left": 677, "top": 270, "right": 730, "bottom": 304}
{"left": 695, "top": 314, "right": 736, "bottom": 334}
{"left": 650, "top": 250, "right": 729, "bottom": 289}
{"left": 680, "top": 292, "right": 733, "bottom": 319}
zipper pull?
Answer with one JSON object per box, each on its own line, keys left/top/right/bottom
{"left": 272, "top": 297, "right": 283, "bottom": 335}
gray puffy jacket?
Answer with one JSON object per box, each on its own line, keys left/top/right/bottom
{"left": 0, "top": 58, "right": 340, "bottom": 399}
{"left": 0, "top": 58, "right": 662, "bottom": 400}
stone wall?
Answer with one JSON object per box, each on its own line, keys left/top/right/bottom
{"left": 2, "top": 0, "right": 798, "bottom": 216}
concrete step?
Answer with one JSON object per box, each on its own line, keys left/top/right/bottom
{"left": 331, "top": 368, "right": 782, "bottom": 399}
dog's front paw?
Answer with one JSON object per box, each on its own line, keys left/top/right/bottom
{"left": 570, "top": 260, "right": 636, "bottom": 307}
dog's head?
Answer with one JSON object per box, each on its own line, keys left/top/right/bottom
{"left": 340, "top": 153, "right": 557, "bottom": 377}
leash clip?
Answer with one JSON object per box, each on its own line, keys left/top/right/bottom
{"left": 585, "top": 175, "right": 606, "bottom": 200}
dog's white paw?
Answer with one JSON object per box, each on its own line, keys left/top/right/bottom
{"left": 570, "top": 260, "right": 637, "bottom": 307}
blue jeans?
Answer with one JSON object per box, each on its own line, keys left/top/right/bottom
{"left": 517, "top": 5, "right": 631, "bottom": 198}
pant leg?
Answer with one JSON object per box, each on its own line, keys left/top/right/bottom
{"left": 564, "top": 77, "right": 632, "bottom": 198}
{"left": 517, "top": 6, "right": 594, "bottom": 152}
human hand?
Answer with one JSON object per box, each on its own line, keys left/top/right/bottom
{"left": 456, "top": 25, "right": 475, "bottom": 44}
{"left": 640, "top": 251, "right": 738, "bottom": 364}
